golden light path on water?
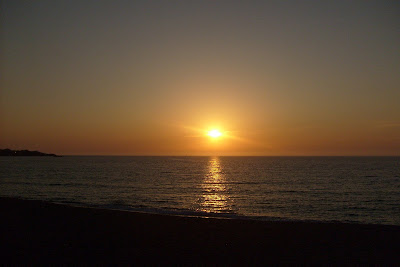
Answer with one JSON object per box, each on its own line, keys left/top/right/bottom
{"left": 199, "top": 157, "right": 233, "bottom": 213}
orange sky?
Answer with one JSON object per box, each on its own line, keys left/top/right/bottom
{"left": 1, "top": 1, "right": 399, "bottom": 155}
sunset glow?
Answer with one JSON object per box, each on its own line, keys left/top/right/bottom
{"left": 207, "top": 130, "right": 222, "bottom": 139}
{"left": 1, "top": 1, "right": 399, "bottom": 156}
{"left": 1, "top": 2, "right": 399, "bottom": 265}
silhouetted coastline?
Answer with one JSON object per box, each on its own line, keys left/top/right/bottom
{"left": 0, "top": 149, "right": 60, "bottom": 157}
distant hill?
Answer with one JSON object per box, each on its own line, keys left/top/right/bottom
{"left": 0, "top": 149, "right": 60, "bottom": 157}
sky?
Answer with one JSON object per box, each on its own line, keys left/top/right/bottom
{"left": 1, "top": 0, "right": 399, "bottom": 155}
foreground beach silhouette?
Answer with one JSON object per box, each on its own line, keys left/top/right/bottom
{"left": 1, "top": 197, "right": 399, "bottom": 265}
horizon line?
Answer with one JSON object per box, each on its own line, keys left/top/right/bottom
{"left": 60, "top": 154, "right": 400, "bottom": 157}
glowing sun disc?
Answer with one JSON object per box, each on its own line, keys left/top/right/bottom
{"left": 208, "top": 129, "right": 222, "bottom": 138}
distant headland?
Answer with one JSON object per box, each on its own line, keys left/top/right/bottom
{"left": 0, "top": 149, "right": 60, "bottom": 157}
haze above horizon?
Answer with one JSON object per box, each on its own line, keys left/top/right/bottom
{"left": 1, "top": 1, "right": 399, "bottom": 156}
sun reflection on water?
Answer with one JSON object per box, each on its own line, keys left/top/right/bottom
{"left": 198, "top": 157, "right": 233, "bottom": 214}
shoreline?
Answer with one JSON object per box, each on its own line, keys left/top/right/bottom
{"left": 1, "top": 197, "right": 399, "bottom": 265}
{"left": 6, "top": 196, "right": 400, "bottom": 227}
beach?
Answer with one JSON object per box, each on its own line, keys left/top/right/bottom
{"left": 1, "top": 197, "right": 399, "bottom": 265}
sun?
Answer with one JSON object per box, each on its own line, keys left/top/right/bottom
{"left": 208, "top": 129, "right": 222, "bottom": 138}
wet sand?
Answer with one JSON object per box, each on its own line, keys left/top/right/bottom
{"left": 1, "top": 197, "right": 399, "bottom": 265}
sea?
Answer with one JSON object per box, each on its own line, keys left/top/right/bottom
{"left": 1, "top": 156, "right": 399, "bottom": 225}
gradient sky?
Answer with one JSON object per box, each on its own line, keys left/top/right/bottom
{"left": 1, "top": 0, "right": 399, "bottom": 155}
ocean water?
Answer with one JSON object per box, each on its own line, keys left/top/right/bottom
{"left": 1, "top": 156, "right": 399, "bottom": 225}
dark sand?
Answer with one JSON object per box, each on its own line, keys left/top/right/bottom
{"left": 1, "top": 197, "right": 399, "bottom": 265}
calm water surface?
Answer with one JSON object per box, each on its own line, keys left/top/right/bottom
{"left": 1, "top": 156, "right": 399, "bottom": 225}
